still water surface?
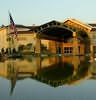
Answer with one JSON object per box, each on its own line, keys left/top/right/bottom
{"left": 0, "top": 56, "right": 96, "bottom": 100}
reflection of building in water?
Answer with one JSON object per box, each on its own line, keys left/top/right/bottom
{"left": 0, "top": 56, "right": 91, "bottom": 95}
{"left": 36, "top": 56, "right": 91, "bottom": 87}
{"left": 72, "top": 56, "right": 80, "bottom": 76}
{"left": 89, "top": 61, "right": 96, "bottom": 80}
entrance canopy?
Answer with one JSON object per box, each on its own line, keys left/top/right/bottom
{"left": 39, "top": 26, "right": 73, "bottom": 41}
{"left": 30, "top": 20, "right": 73, "bottom": 41}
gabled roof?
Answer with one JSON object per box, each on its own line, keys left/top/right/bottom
{"left": 88, "top": 23, "right": 96, "bottom": 27}
{"left": 0, "top": 24, "right": 38, "bottom": 33}
{"left": 64, "top": 18, "right": 92, "bottom": 30}
{"left": 88, "top": 23, "right": 96, "bottom": 31}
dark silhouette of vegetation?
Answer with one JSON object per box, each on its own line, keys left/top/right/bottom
{"left": 0, "top": 24, "right": 5, "bottom": 28}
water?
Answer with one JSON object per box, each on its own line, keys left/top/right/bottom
{"left": 0, "top": 56, "right": 96, "bottom": 100}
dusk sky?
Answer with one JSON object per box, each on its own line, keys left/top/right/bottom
{"left": 1, "top": 0, "right": 96, "bottom": 26}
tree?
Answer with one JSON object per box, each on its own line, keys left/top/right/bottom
{"left": 0, "top": 24, "right": 5, "bottom": 28}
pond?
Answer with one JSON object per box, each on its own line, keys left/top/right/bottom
{"left": 0, "top": 56, "right": 96, "bottom": 100}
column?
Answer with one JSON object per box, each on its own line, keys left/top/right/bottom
{"left": 58, "top": 42, "right": 63, "bottom": 54}
{"left": 72, "top": 32, "right": 79, "bottom": 56}
{"left": 90, "top": 44, "right": 93, "bottom": 56}
{"left": 48, "top": 40, "right": 56, "bottom": 54}
{"left": 35, "top": 34, "right": 41, "bottom": 54}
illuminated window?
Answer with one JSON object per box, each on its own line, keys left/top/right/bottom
{"left": 64, "top": 47, "right": 73, "bottom": 54}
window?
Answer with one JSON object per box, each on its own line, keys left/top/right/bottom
{"left": 64, "top": 47, "right": 73, "bottom": 54}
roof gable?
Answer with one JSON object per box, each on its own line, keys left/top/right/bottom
{"left": 64, "top": 18, "right": 92, "bottom": 30}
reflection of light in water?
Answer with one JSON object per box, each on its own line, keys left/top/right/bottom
{"left": 89, "top": 58, "right": 96, "bottom": 62}
{"left": 0, "top": 56, "right": 91, "bottom": 95}
{"left": 94, "top": 58, "right": 96, "bottom": 61}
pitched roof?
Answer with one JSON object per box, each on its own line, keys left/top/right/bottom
{"left": 88, "top": 23, "right": 96, "bottom": 27}
{"left": 64, "top": 18, "right": 92, "bottom": 30}
{"left": 88, "top": 23, "right": 96, "bottom": 31}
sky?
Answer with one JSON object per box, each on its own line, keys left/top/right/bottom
{"left": 0, "top": 0, "right": 96, "bottom": 26}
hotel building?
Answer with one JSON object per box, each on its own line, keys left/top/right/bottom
{"left": 0, "top": 18, "right": 95, "bottom": 56}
